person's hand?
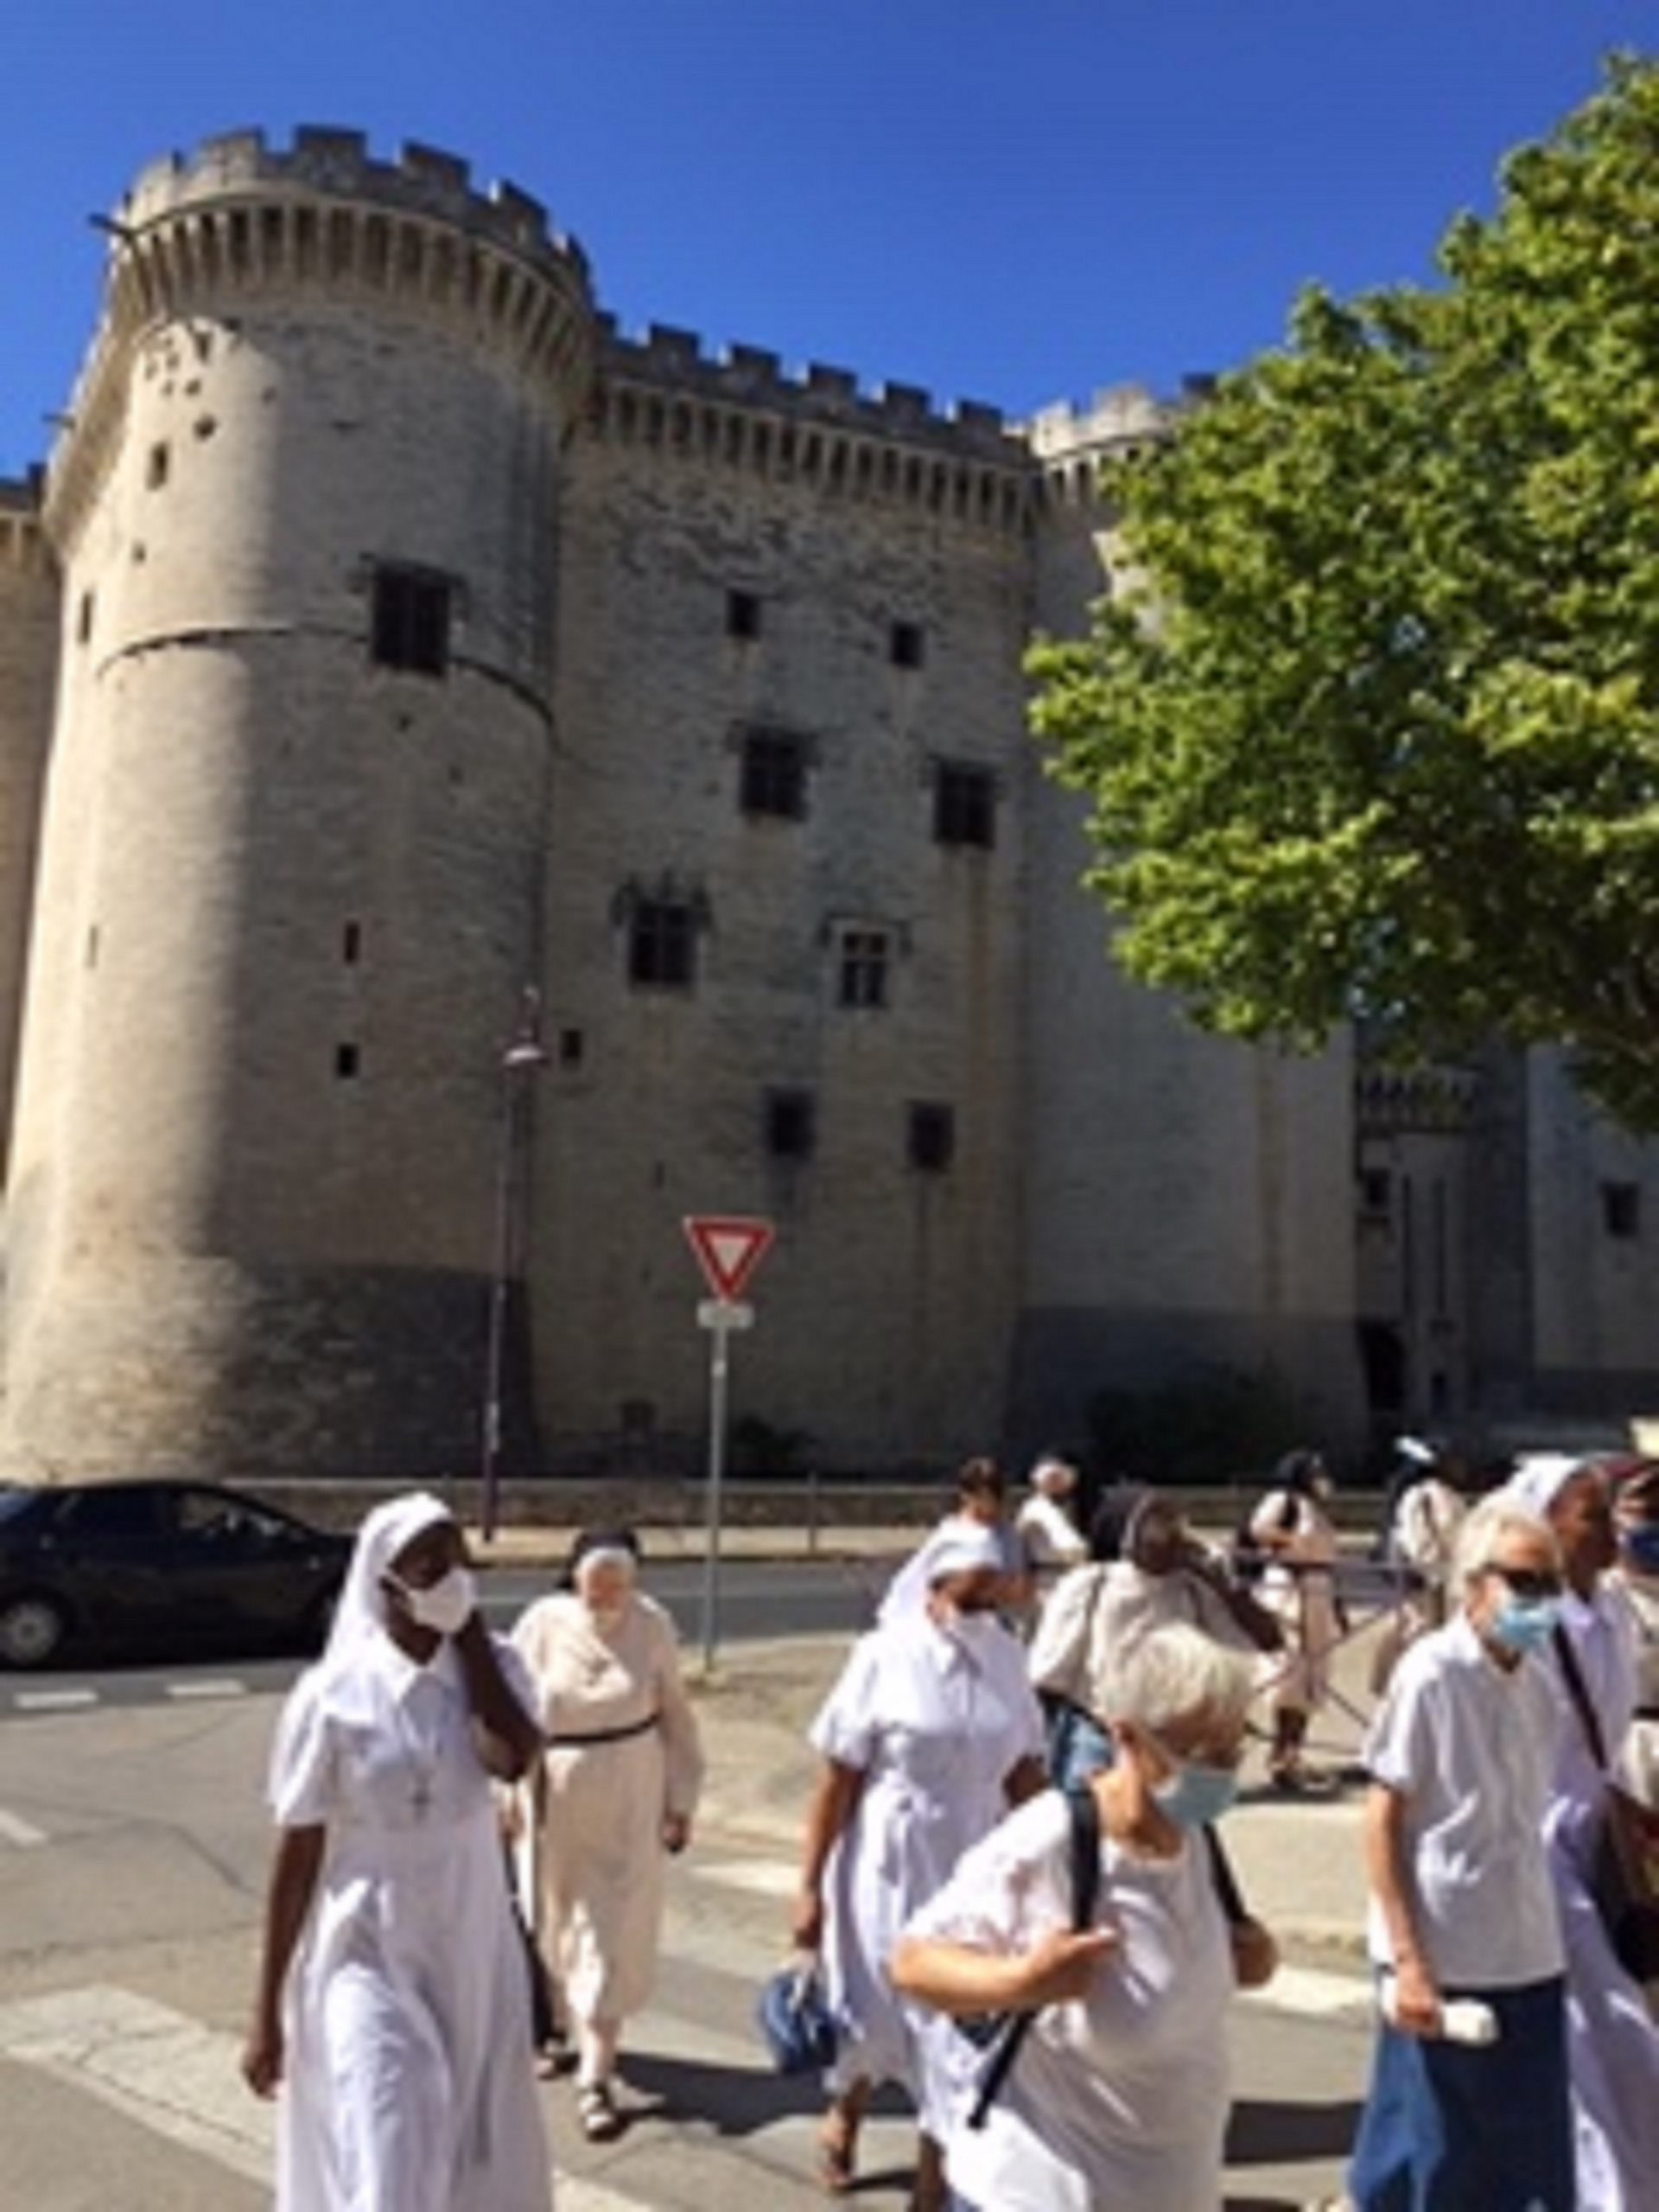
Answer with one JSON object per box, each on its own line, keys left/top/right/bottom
{"left": 662, "top": 1812, "right": 690, "bottom": 1855}
{"left": 1230, "top": 1916, "right": 1279, "bottom": 1990}
{"left": 790, "top": 1882, "right": 825, "bottom": 1953}
{"left": 241, "top": 2016, "right": 284, "bottom": 2099}
{"left": 1389, "top": 1952, "right": 1441, "bottom": 2037}
{"left": 1009, "top": 1923, "right": 1120, "bottom": 2008}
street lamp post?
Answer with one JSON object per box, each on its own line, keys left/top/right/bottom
{"left": 480, "top": 987, "right": 546, "bottom": 1545}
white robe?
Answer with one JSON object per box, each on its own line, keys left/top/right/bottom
{"left": 810, "top": 1612, "right": 1043, "bottom": 2119}
{"left": 1545, "top": 1582, "right": 1659, "bottom": 2211}
{"left": 512, "top": 1591, "right": 703, "bottom": 2026}
{"left": 268, "top": 1629, "right": 550, "bottom": 2212}
{"left": 1249, "top": 1490, "right": 1339, "bottom": 1713}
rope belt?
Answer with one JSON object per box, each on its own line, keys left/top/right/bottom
{"left": 546, "top": 1711, "right": 659, "bottom": 1749}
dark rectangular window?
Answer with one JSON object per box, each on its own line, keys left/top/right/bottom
{"left": 77, "top": 591, "right": 94, "bottom": 645}
{"left": 727, "top": 588, "right": 761, "bottom": 641}
{"left": 838, "top": 928, "right": 889, "bottom": 1009}
{"left": 146, "top": 442, "right": 170, "bottom": 490}
{"left": 908, "top": 1101, "right": 955, "bottom": 1173}
{"left": 766, "top": 1087, "right": 817, "bottom": 1160}
{"left": 629, "top": 899, "right": 696, "bottom": 989}
{"left": 334, "top": 1042, "right": 360, "bottom": 1079}
{"left": 890, "top": 620, "right": 925, "bottom": 670}
{"left": 372, "top": 564, "right": 451, "bottom": 676}
{"left": 1359, "top": 1167, "right": 1391, "bottom": 1216}
{"left": 559, "top": 1027, "right": 584, "bottom": 1069}
{"left": 934, "top": 761, "right": 995, "bottom": 849}
{"left": 341, "top": 920, "right": 362, "bottom": 965}
{"left": 1602, "top": 1180, "right": 1641, "bottom": 1239}
{"left": 740, "top": 728, "right": 807, "bottom": 819}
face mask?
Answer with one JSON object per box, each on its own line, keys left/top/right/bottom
{"left": 1622, "top": 1525, "right": 1659, "bottom": 1576}
{"left": 1146, "top": 1734, "right": 1240, "bottom": 1828}
{"left": 941, "top": 1604, "right": 1001, "bottom": 1646}
{"left": 1489, "top": 1595, "right": 1559, "bottom": 1656}
{"left": 395, "top": 1564, "right": 476, "bottom": 1637}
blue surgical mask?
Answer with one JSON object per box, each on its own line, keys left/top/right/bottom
{"left": 1147, "top": 1738, "right": 1240, "bottom": 1829}
{"left": 1490, "top": 1595, "right": 1560, "bottom": 1656}
{"left": 1622, "top": 1525, "right": 1659, "bottom": 1576}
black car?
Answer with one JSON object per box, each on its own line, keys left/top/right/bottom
{"left": 0, "top": 1480, "right": 353, "bottom": 1669}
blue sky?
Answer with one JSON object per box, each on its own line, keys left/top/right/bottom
{"left": 2, "top": 0, "right": 1654, "bottom": 477}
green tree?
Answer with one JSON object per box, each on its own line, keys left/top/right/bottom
{"left": 1032, "top": 54, "right": 1659, "bottom": 1131}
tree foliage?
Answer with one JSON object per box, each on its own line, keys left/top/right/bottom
{"left": 1032, "top": 55, "right": 1659, "bottom": 1131}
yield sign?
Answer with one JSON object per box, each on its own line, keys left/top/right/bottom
{"left": 683, "top": 1215, "right": 774, "bottom": 1303}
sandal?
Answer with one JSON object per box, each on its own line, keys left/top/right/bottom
{"left": 576, "top": 2080, "right": 622, "bottom": 2142}
{"left": 536, "top": 2040, "right": 574, "bottom": 2080}
{"left": 817, "top": 2116, "right": 856, "bottom": 2194}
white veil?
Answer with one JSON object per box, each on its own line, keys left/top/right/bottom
{"left": 320, "top": 1491, "right": 454, "bottom": 1678}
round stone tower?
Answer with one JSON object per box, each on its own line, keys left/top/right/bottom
{"left": 2, "top": 129, "right": 594, "bottom": 1479}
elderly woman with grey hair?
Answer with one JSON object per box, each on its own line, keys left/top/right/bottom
{"left": 892, "top": 1623, "right": 1262, "bottom": 2212}
{"left": 1346, "top": 1490, "right": 1574, "bottom": 2210}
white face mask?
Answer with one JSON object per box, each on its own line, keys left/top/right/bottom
{"left": 395, "top": 1564, "right": 476, "bottom": 1637}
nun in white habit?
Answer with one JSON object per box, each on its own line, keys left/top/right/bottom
{"left": 1509, "top": 1453, "right": 1659, "bottom": 2212}
{"left": 792, "top": 1522, "right": 1046, "bottom": 2208}
{"left": 242, "top": 1492, "right": 551, "bottom": 2212}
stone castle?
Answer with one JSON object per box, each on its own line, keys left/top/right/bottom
{"left": 1, "top": 127, "right": 1655, "bottom": 1484}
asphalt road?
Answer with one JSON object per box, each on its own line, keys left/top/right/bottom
{"left": 0, "top": 1559, "right": 890, "bottom": 1715}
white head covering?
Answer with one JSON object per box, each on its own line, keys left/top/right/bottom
{"left": 923, "top": 1523, "right": 1007, "bottom": 1584}
{"left": 321, "top": 1491, "right": 454, "bottom": 1677}
{"left": 1030, "top": 1456, "right": 1077, "bottom": 1497}
{"left": 1504, "top": 1453, "right": 1587, "bottom": 1522}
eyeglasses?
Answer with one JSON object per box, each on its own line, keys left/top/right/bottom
{"left": 1487, "top": 1566, "right": 1563, "bottom": 1602}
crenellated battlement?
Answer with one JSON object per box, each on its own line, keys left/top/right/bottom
{"left": 1024, "top": 380, "right": 1209, "bottom": 508}
{"left": 122, "top": 126, "right": 589, "bottom": 285}
{"left": 591, "top": 317, "right": 1035, "bottom": 531}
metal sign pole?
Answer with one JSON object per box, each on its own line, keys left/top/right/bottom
{"left": 698, "top": 1313, "right": 732, "bottom": 1671}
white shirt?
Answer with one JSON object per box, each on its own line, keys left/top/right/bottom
{"left": 1016, "top": 1494, "right": 1087, "bottom": 1579}
{"left": 1391, "top": 1478, "right": 1466, "bottom": 1582}
{"left": 906, "top": 1790, "right": 1232, "bottom": 2212}
{"left": 1028, "top": 1559, "right": 1252, "bottom": 1707}
{"left": 1363, "top": 1611, "right": 1563, "bottom": 1988}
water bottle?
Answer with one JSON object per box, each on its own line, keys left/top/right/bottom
{"left": 1378, "top": 1974, "right": 1498, "bottom": 2045}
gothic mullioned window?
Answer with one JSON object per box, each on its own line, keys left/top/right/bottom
{"left": 628, "top": 899, "right": 697, "bottom": 990}
{"left": 933, "top": 760, "right": 995, "bottom": 849}
{"left": 372, "top": 563, "right": 451, "bottom": 677}
{"left": 740, "top": 727, "right": 808, "bottom": 820}
{"left": 837, "top": 928, "right": 890, "bottom": 1009}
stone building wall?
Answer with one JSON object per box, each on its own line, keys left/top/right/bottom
{"left": 0, "top": 482, "right": 55, "bottom": 1201}
{"left": 536, "top": 329, "right": 1036, "bottom": 1468}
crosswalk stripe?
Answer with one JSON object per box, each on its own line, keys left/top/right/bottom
{"left": 163, "top": 1679, "right": 249, "bottom": 1701}
{"left": 693, "top": 1855, "right": 798, "bottom": 1899}
{"left": 0, "top": 1982, "right": 659, "bottom": 2209}
{"left": 0, "top": 1807, "right": 47, "bottom": 1847}
{"left": 13, "top": 1687, "right": 98, "bottom": 1712}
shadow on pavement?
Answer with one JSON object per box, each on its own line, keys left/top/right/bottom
{"left": 618, "top": 2048, "right": 909, "bottom": 2142}
{"left": 1226, "top": 2094, "right": 1362, "bottom": 2164}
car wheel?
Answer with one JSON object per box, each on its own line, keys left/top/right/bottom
{"left": 0, "top": 1592, "right": 71, "bottom": 1669}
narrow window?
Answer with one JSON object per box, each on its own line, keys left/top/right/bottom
{"left": 727, "top": 588, "right": 761, "bottom": 641}
{"left": 629, "top": 899, "right": 696, "bottom": 989}
{"left": 77, "top": 590, "right": 94, "bottom": 645}
{"left": 908, "top": 1102, "right": 955, "bottom": 1173}
{"left": 890, "top": 620, "right": 925, "bottom": 670}
{"left": 341, "top": 920, "right": 362, "bottom": 965}
{"left": 933, "top": 761, "right": 996, "bottom": 849}
{"left": 372, "top": 563, "right": 451, "bottom": 676}
{"left": 334, "top": 1042, "right": 360, "bottom": 1079}
{"left": 559, "top": 1027, "right": 584, "bottom": 1068}
{"left": 838, "top": 928, "right": 889, "bottom": 1009}
{"left": 740, "top": 728, "right": 807, "bottom": 820}
{"left": 1359, "top": 1167, "right": 1391, "bottom": 1217}
{"left": 1602, "top": 1180, "right": 1641, "bottom": 1239}
{"left": 766, "top": 1087, "right": 817, "bottom": 1161}
{"left": 146, "top": 442, "right": 170, "bottom": 490}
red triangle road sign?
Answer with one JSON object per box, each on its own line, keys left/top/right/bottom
{"left": 683, "top": 1214, "right": 775, "bottom": 1303}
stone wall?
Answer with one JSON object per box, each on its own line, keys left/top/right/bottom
{"left": 0, "top": 482, "right": 55, "bottom": 1198}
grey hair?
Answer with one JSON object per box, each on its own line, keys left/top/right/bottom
{"left": 1451, "top": 1492, "right": 1560, "bottom": 1592}
{"left": 1088, "top": 1621, "right": 1255, "bottom": 1737}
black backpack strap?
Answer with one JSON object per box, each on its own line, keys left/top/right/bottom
{"left": 1203, "top": 1822, "right": 1249, "bottom": 1926}
{"left": 1553, "top": 1622, "right": 1610, "bottom": 1772}
{"left": 967, "top": 1785, "right": 1100, "bottom": 2131}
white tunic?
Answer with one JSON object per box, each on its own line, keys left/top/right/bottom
{"left": 1249, "top": 1490, "right": 1339, "bottom": 1711}
{"left": 1014, "top": 1494, "right": 1087, "bottom": 1583}
{"left": 810, "top": 1612, "right": 1043, "bottom": 2107}
{"left": 268, "top": 1630, "right": 550, "bottom": 2212}
{"left": 906, "top": 1790, "right": 1232, "bottom": 2212}
{"left": 512, "top": 1591, "right": 703, "bottom": 2025}
{"left": 1363, "top": 1611, "right": 1562, "bottom": 1988}
{"left": 1028, "top": 1559, "right": 1253, "bottom": 1710}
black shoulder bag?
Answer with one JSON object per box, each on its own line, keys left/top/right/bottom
{"left": 965, "top": 1783, "right": 1102, "bottom": 2131}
